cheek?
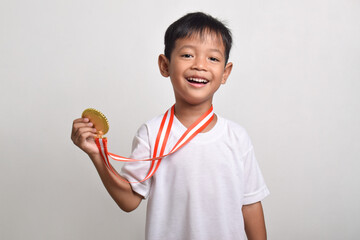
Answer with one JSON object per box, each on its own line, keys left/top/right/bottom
{"left": 168, "top": 62, "right": 179, "bottom": 75}
{"left": 170, "top": 66, "right": 185, "bottom": 78}
{"left": 215, "top": 69, "right": 225, "bottom": 79}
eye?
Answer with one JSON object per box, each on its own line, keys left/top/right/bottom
{"left": 209, "top": 57, "right": 220, "bottom": 62}
{"left": 181, "top": 54, "right": 193, "bottom": 58}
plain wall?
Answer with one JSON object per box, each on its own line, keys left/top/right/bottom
{"left": 1, "top": 0, "right": 359, "bottom": 239}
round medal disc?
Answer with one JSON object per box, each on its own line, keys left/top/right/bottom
{"left": 82, "top": 108, "right": 109, "bottom": 136}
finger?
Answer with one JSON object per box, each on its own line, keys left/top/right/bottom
{"left": 72, "top": 127, "right": 97, "bottom": 143}
{"left": 76, "top": 132, "right": 98, "bottom": 150}
{"left": 73, "top": 121, "right": 93, "bottom": 130}
{"left": 77, "top": 131, "right": 97, "bottom": 146}
{"left": 72, "top": 122, "right": 94, "bottom": 137}
{"left": 72, "top": 118, "right": 92, "bottom": 138}
{"left": 75, "top": 127, "right": 97, "bottom": 139}
{"left": 73, "top": 118, "right": 90, "bottom": 124}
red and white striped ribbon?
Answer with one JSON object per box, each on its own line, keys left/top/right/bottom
{"left": 95, "top": 105, "right": 214, "bottom": 183}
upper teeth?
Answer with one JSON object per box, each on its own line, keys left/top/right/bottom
{"left": 188, "top": 77, "right": 208, "bottom": 83}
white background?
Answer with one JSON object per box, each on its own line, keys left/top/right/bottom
{"left": 1, "top": 0, "right": 359, "bottom": 239}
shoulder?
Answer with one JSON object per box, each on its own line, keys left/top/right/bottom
{"left": 130, "top": 113, "right": 165, "bottom": 153}
{"left": 220, "top": 117, "right": 250, "bottom": 139}
{"left": 219, "top": 116, "right": 254, "bottom": 153}
{"left": 142, "top": 113, "right": 165, "bottom": 133}
{"left": 221, "top": 117, "right": 247, "bottom": 133}
{"left": 134, "top": 113, "right": 165, "bottom": 140}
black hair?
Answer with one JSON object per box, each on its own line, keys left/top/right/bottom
{"left": 164, "top": 12, "right": 232, "bottom": 64}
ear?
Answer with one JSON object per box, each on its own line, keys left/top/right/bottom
{"left": 221, "top": 62, "right": 233, "bottom": 84}
{"left": 158, "top": 54, "right": 170, "bottom": 77}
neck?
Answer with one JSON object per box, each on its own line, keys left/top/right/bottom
{"left": 173, "top": 102, "right": 217, "bottom": 132}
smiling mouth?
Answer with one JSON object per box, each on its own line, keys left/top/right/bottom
{"left": 186, "top": 77, "right": 209, "bottom": 84}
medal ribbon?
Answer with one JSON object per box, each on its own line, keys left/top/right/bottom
{"left": 95, "top": 105, "right": 214, "bottom": 183}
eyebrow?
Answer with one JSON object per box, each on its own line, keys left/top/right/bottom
{"left": 178, "top": 45, "right": 224, "bottom": 57}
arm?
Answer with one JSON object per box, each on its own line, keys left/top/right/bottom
{"left": 71, "top": 118, "right": 142, "bottom": 212}
{"left": 242, "top": 201, "right": 267, "bottom": 240}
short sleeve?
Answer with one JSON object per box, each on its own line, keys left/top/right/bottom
{"left": 120, "top": 124, "right": 153, "bottom": 199}
{"left": 242, "top": 146, "right": 270, "bottom": 205}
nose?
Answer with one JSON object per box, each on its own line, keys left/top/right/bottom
{"left": 191, "top": 56, "right": 207, "bottom": 71}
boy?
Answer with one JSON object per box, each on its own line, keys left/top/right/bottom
{"left": 72, "top": 12, "right": 269, "bottom": 240}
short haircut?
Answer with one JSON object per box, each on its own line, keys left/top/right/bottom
{"left": 164, "top": 12, "right": 232, "bottom": 64}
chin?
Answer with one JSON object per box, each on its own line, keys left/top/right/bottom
{"left": 183, "top": 98, "right": 213, "bottom": 107}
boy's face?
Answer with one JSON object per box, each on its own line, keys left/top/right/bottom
{"left": 158, "top": 32, "right": 233, "bottom": 108}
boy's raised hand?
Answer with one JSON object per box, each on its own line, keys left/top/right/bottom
{"left": 71, "top": 118, "right": 99, "bottom": 156}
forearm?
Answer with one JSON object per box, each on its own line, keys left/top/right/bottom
{"left": 242, "top": 201, "right": 267, "bottom": 240}
{"left": 89, "top": 153, "right": 142, "bottom": 212}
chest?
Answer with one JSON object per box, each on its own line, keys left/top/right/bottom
{"left": 156, "top": 139, "right": 244, "bottom": 183}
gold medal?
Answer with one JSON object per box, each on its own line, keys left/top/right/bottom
{"left": 82, "top": 108, "right": 109, "bottom": 136}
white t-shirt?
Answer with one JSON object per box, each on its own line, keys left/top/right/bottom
{"left": 121, "top": 114, "right": 269, "bottom": 240}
